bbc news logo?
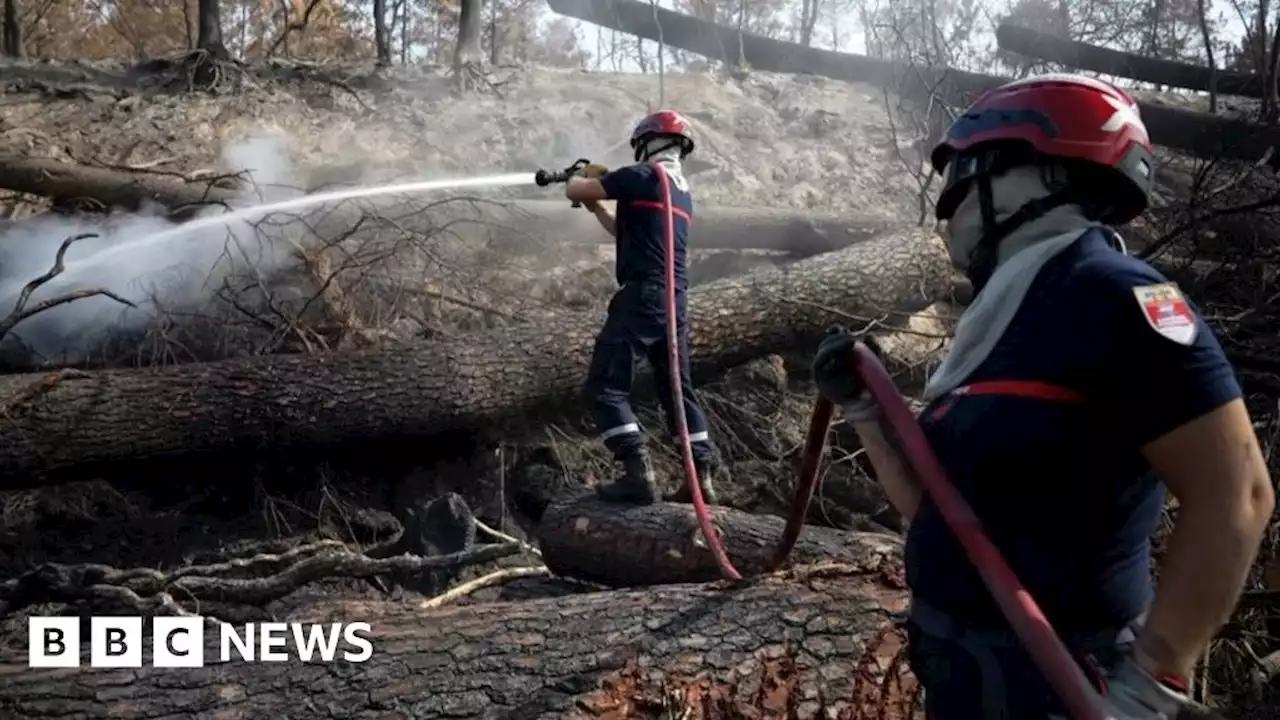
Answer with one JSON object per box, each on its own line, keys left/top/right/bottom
{"left": 28, "top": 617, "right": 374, "bottom": 667}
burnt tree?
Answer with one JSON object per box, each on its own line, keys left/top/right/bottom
{"left": 196, "top": 0, "right": 230, "bottom": 60}
{"left": 0, "top": 228, "right": 952, "bottom": 486}
{"left": 536, "top": 496, "right": 903, "bottom": 587}
{"left": 2, "top": 0, "right": 20, "bottom": 58}
{"left": 996, "top": 23, "right": 1262, "bottom": 98}
{"left": 454, "top": 0, "right": 484, "bottom": 88}
{"left": 373, "top": 0, "right": 391, "bottom": 66}
{"left": 545, "top": 0, "right": 1280, "bottom": 163}
{"left": 0, "top": 566, "right": 913, "bottom": 719}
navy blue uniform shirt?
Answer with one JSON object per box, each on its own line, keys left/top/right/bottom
{"left": 599, "top": 163, "right": 692, "bottom": 289}
{"left": 909, "top": 228, "right": 1241, "bottom": 634}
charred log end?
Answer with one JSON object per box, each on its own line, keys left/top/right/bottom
{"left": 536, "top": 496, "right": 906, "bottom": 591}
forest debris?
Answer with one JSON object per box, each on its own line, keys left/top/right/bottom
{"left": 0, "top": 564, "right": 909, "bottom": 720}
{"left": 0, "top": 227, "right": 951, "bottom": 486}
{"left": 0, "top": 540, "right": 519, "bottom": 618}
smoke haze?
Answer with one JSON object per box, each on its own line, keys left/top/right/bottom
{"left": 0, "top": 134, "right": 308, "bottom": 366}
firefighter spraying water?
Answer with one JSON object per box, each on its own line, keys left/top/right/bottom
{"left": 535, "top": 111, "right": 726, "bottom": 509}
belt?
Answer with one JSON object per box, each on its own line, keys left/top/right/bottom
{"left": 907, "top": 597, "right": 1143, "bottom": 718}
{"left": 909, "top": 598, "right": 1141, "bottom": 649}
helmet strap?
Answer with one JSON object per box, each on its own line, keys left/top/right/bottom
{"left": 966, "top": 172, "right": 1081, "bottom": 294}
{"left": 636, "top": 137, "right": 682, "bottom": 162}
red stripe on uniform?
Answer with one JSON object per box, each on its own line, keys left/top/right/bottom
{"left": 631, "top": 200, "right": 692, "bottom": 224}
{"left": 927, "top": 380, "right": 1084, "bottom": 422}
{"left": 954, "top": 380, "right": 1086, "bottom": 403}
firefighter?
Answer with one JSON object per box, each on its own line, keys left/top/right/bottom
{"left": 812, "top": 74, "right": 1274, "bottom": 718}
{"left": 564, "top": 110, "right": 724, "bottom": 506}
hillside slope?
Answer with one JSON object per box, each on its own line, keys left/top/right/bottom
{"left": 0, "top": 60, "right": 923, "bottom": 220}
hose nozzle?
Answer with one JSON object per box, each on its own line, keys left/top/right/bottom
{"left": 534, "top": 168, "right": 565, "bottom": 186}
{"left": 535, "top": 158, "right": 602, "bottom": 208}
{"left": 534, "top": 158, "right": 596, "bottom": 187}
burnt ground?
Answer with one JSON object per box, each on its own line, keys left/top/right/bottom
{"left": 0, "top": 57, "right": 1277, "bottom": 718}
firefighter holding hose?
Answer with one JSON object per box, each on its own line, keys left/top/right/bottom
{"left": 812, "top": 74, "right": 1274, "bottom": 718}
{"left": 563, "top": 110, "right": 725, "bottom": 506}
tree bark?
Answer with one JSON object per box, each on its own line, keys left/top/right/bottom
{"left": 0, "top": 227, "right": 951, "bottom": 487}
{"left": 373, "top": 0, "right": 391, "bottom": 66}
{"left": 196, "top": 0, "right": 230, "bottom": 60}
{"left": 996, "top": 23, "right": 1262, "bottom": 98}
{"left": 2, "top": 0, "right": 21, "bottom": 58}
{"left": 487, "top": 0, "right": 500, "bottom": 65}
{"left": 0, "top": 567, "right": 913, "bottom": 719}
{"left": 545, "top": 0, "right": 1280, "bottom": 163}
{"left": 799, "top": 0, "right": 819, "bottom": 47}
{"left": 454, "top": 0, "right": 483, "bottom": 73}
{"left": 536, "top": 496, "right": 903, "bottom": 587}
{"left": 0, "top": 154, "right": 908, "bottom": 255}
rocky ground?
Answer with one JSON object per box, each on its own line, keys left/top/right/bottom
{"left": 0, "top": 57, "right": 1275, "bottom": 717}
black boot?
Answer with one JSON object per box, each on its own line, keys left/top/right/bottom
{"left": 597, "top": 452, "right": 659, "bottom": 505}
{"left": 668, "top": 456, "right": 721, "bottom": 505}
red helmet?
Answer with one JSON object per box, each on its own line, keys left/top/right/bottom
{"left": 930, "top": 74, "right": 1154, "bottom": 224}
{"left": 630, "top": 110, "right": 695, "bottom": 161}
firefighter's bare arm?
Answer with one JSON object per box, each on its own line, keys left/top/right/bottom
{"left": 566, "top": 176, "right": 607, "bottom": 203}
{"left": 1136, "top": 399, "right": 1274, "bottom": 680}
{"left": 850, "top": 417, "right": 923, "bottom": 522}
{"left": 569, "top": 164, "right": 620, "bottom": 236}
{"left": 811, "top": 327, "right": 923, "bottom": 521}
{"left": 565, "top": 161, "right": 609, "bottom": 203}
{"left": 584, "top": 201, "right": 617, "bottom": 237}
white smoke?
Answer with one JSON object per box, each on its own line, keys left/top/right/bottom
{"left": 0, "top": 134, "right": 308, "bottom": 365}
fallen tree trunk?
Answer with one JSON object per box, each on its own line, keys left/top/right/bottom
{"left": 0, "top": 154, "right": 905, "bottom": 255}
{"left": 0, "top": 153, "right": 237, "bottom": 212}
{"left": 0, "top": 566, "right": 914, "bottom": 719}
{"left": 997, "top": 23, "right": 1263, "bottom": 98}
{"left": 536, "top": 496, "right": 902, "bottom": 587}
{"left": 546, "top": 0, "right": 1280, "bottom": 163}
{"left": 487, "top": 199, "right": 905, "bottom": 255}
{"left": 0, "top": 227, "right": 951, "bottom": 487}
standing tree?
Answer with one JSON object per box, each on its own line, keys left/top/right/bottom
{"left": 197, "top": 0, "right": 230, "bottom": 60}
{"left": 453, "top": 0, "right": 483, "bottom": 90}
{"left": 373, "top": 0, "right": 390, "bottom": 65}
{"left": 2, "top": 0, "right": 21, "bottom": 57}
{"left": 799, "top": 0, "right": 820, "bottom": 46}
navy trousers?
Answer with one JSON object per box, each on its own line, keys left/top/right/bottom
{"left": 906, "top": 600, "right": 1138, "bottom": 719}
{"left": 584, "top": 282, "right": 714, "bottom": 461}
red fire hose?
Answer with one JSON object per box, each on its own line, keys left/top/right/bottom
{"left": 653, "top": 162, "right": 1102, "bottom": 719}
{"left": 842, "top": 344, "right": 1107, "bottom": 720}
{"left": 653, "top": 161, "right": 742, "bottom": 581}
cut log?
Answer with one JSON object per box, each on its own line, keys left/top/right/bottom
{"left": 0, "top": 566, "right": 915, "bottom": 719}
{"left": 536, "top": 496, "right": 903, "bottom": 587}
{"left": 0, "top": 153, "right": 906, "bottom": 254}
{"left": 546, "top": 0, "right": 1280, "bottom": 163}
{"left": 0, "top": 227, "right": 951, "bottom": 487}
{"left": 997, "top": 23, "right": 1263, "bottom": 98}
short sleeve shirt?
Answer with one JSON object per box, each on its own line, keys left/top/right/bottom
{"left": 599, "top": 163, "right": 693, "bottom": 289}
{"left": 907, "top": 228, "right": 1241, "bottom": 633}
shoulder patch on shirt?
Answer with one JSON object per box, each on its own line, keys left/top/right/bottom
{"left": 1132, "top": 282, "right": 1198, "bottom": 345}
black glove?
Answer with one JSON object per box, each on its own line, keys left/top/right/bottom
{"left": 811, "top": 326, "right": 879, "bottom": 423}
